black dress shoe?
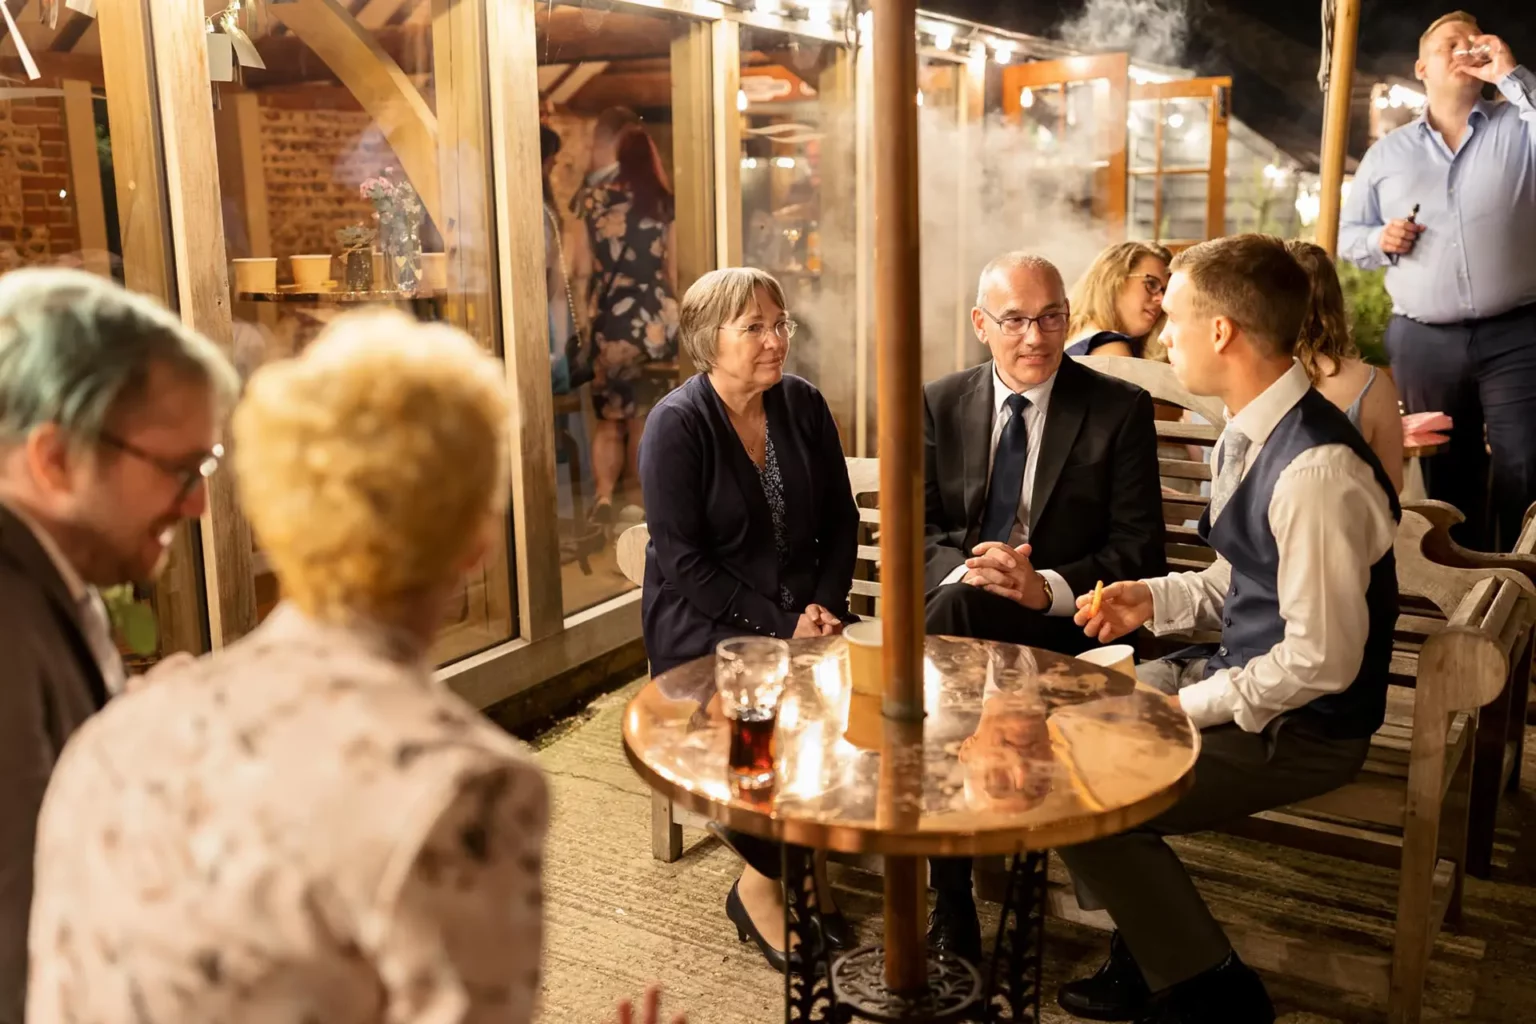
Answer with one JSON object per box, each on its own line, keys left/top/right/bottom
{"left": 1134, "top": 952, "right": 1274, "bottom": 1024}
{"left": 726, "top": 881, "right": 789, "bottom": 973}
{"left": 927, "top": 901, "right": 983, "bottom": 963}
{"left": 818, "top": 909, "right": 855, "bottom": 952}
{"left": 1057, "top": 931, "right": 1152, "bottom": 1021}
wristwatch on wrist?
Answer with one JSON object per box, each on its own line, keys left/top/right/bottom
{"left": 1037, "top": 576, "right": 1054, "bottom": 611}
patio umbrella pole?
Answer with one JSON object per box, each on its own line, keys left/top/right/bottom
{"left": 872, "top": 0, "right": 927, "bottom": 998}
{"left": 1317, "top": 0, "right": 1361, "bottom": 255}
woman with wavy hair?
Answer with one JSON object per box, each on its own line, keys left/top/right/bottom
{"left": 1065, "top": 241, "right": 1172, "bottom": 359}
{"left": 1286, "top": 240, "right": 1404, "bottom": 493}
{"left": 568, "top": 107, "right": 680, "bottom": 525}
{"left": 28, "top": 310, "right": 682, "bottom": 1024}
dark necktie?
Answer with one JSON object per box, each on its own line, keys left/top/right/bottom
{"left": 979, "top": 393, "right": 1032, "bottom": 544}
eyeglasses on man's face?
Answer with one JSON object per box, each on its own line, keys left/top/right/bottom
{"left": 978, "top": 307, "right": 1069, "bottom": 338}
{"left": 724, "top": 319, "right": 798, "bottom": 341}
{"left": 98, "top": 432, "right": 223, "bottom": 504}
{"left": 1127, "top": 274, "right": 1168, "bottom": 299}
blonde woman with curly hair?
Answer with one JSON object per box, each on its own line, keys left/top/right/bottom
{"left": 1286, "top": 240, "right": 1404, "bottom": 494}
{"left": 27, "top": 310, "right": 683, "bottom": 1024}
{"left": 1065, "top": 241, "right": 1172, "bottom": 359}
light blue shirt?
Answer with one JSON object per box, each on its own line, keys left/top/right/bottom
{"left": 1340, "top": 66, "right": 1536, "bottom": 325}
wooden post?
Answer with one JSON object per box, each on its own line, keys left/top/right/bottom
{"left": 1317, "top": 0, "right": 1361, "bottom": 255}
{"left": 873, "top": 0, "right": 927, "bottom": 998}
{"left": 488, "top": 0, "right": 563, "bottom": 641}
{"left": 148, "top": 0, "right": 259, "bottom": 648}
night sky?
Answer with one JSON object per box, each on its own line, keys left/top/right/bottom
{"left": 926, "top": 0, "right": 1536, "bottom": 163}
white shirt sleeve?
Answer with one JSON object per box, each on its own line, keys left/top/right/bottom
{"left": 1176, "top": 444, "right": 1398, "bottom": 732}
{"left": 1145, "top": 558, "right": 1232, "bottom": 635}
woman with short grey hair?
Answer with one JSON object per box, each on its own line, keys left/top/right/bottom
{"left": 637, "top": 266, "right": 859, "bottom": 972}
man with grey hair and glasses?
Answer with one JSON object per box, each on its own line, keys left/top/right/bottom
{"left": 0, "top": 268, "right": 238, "bottom": 1022}
{"left": 922, "top": 251, "right": 1165, "bottom": 962}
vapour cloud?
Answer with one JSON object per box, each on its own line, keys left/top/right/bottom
{"left": 1057, "top": 0, "right": 1190, "bottom": 66}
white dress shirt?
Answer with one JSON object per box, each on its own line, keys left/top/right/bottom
{"left": 1143, "top": 362, "right": 1398, "bottom": 733}
{"left": 940, "top": 366, "right": 1075, "bottom": 617}
{"left": 1, "top": 498, "right": 127, "bottom": 696}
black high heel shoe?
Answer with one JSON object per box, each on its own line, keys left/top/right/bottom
{"left": 726, "top": 880, "right": 790, "bottom": 973}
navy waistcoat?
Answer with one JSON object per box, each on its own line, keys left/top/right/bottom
{"left": 1200, "top": 388, "right": 1401, "bottom": 738}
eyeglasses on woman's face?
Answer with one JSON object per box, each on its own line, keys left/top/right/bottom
{"left": 977, "top": 307, "right": 1068, "bottom": 338}
{"left": 1125, "top": 274, "right": 1168, "bottom": 299}
{"left": 723, "top": 319, "right": 798, "bottom": 342}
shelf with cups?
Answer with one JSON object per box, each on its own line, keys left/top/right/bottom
{"left": 234, "top": 289, "right": 448, "bottom": 303}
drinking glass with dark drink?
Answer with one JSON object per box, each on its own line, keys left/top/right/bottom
{"left": 716, "top": 637, "right": 790, "bottom": 791}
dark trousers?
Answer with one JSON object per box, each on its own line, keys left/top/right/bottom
{"left": 1057, "top": 716, "right": 1368, "bottom": 990}
{"left": 925, "top": 582, "right": 1097, "bottom": 905}
{"left": 1387, "top": 303, "right": 1536, "bottom": 550}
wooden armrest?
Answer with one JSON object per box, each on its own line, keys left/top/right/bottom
{"left": 1403, "top": 500, "right": 1536, "bottom": 582}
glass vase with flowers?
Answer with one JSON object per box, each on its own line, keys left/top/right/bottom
{"left": 359, "top": 170, "right": 423, "bottom": 294}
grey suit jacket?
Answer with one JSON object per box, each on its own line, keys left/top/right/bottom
{"left": 0, "top": 505, "right": 109, "bottom": 1024}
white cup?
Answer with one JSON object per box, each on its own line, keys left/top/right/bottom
{"left": 843, "top": 619, "right": 882, "bottom": 698}
{"left": 290, "top": 254, "right": 332, "bottom": 292}
{"left": 231, "top": 257, "right": 276, "bottom": 294}
{"left": 420, "top": 251, "right": 448, "bottom": 292}
{"left": 1075, "top": 644, "right": 1136, "bottom": 679}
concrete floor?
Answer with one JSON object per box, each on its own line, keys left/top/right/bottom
{"left": 530, "top": 679, "right": 1536, "bottom": 1023}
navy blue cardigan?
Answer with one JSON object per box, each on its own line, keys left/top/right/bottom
{"left": 638, "top": 372, "right": 859, "bottom": 675}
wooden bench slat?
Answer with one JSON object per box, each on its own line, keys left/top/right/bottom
{"left": 1160, "top": 459, "right": 1212, "bottom": 481}
{"left": 1157, "top": 421, "right": 1220, "bottom": 444}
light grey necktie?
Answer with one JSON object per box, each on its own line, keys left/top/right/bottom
{"left": 80, "top": 588, "right": 128, "bottom": 697}
{"left": 1209, "top": 428, "right": 1252, "bottom": 524}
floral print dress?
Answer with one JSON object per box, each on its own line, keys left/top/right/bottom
{"left": 574, "top": 178, "right": 679, "bottom": 421}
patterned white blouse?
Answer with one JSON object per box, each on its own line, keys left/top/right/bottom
{"left": 27, "top": 605, "right": 548, "bottom": 1024}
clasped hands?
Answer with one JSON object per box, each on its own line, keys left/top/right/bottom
{"left": 793, "top": 603, "right": 845, "bottom": 638}
{"left": 961, "top": 542, "right": 1051, "bottom": 611}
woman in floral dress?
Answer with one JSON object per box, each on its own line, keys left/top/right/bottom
{"left": 568, "top": 107, "right": 680, "bottom": 523}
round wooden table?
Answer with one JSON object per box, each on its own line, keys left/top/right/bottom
{"left": 623, "top": 635, "right": 1200, "bottom": 1023}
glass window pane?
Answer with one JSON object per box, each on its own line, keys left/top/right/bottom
{"left": 919, "top": 55, "right": 970, "bottom": 385}
{"left": 0, "top": 12, "right": 203, "bottom": 668}
{"left": 1128, "top": 99, "right": 1158, "bottom": 173}
{"left": 1160, "top": 174, "right": 1209, "bottom": 242}
{"left": 1129, "top": 174, "right": 1157, "bottom": 241}
{"left": 738, "top": 26, "right": 857, "bottom": 448}
{"left": 1159, "top": 97, "right": 1211, "bottom": 171}
{"left": 210, "top": 0, "right": 513, "bottom": 664}
{"left": 538, "top": 1, "right": 695, "bottom": 616}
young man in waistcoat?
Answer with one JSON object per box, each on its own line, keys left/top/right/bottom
{"left": 1063, "top": 234, "right": 1401, "bottom": 1024}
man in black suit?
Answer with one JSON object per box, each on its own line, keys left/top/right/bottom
{"left": 0, "top": 269, "right": 238, "bottom": 1023}
{"left": 923, "top": 252, "right": 1165, "bottom": 960}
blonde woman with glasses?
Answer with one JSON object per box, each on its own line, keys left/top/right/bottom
{"left": 1065, "top": 241, "right": 1173, "bottom": 359}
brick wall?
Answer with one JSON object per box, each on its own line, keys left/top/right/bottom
{"left": 0, "top": 97, "right": 81, "bottom": 269}
{"left": 257, "top": 103, "right": 390, "bottom": 263}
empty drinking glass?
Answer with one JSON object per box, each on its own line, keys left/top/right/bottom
{"left": 1453, "top": 43, "right": 1492, "bottom": 67}
{"left": 716, "top": 637, "right": 790, "bottom": 790}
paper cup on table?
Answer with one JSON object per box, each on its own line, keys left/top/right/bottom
{"left": 420, "top": 252, "right": 448, "bottom": 292}
{"left": 843, "top": 619, "right": 882, "bottom": 698}
{"left": 290, "top": 254, "right": 332, "bottom": 292}
{"left": 231, "top": 257, "right": 276, "bottom": 295}
{"left": 1075, "top": 644, "right": 1137, "bottom": 680}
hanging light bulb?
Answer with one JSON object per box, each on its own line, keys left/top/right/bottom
{"left": 737, "top": 89, "right": 749, "bottom": 112}
{"left": 1020, "top": 86, "right": 1034, "bottom": 109}
{"left": 916, "top": 90, "right": 925, "bottom": 107}
{"left": 993, "top": 41, "right": 1014, "bottom": 65}
{"left": 933, "top": 26, "right": 954, "bottom": 51}
{"left": 1166, "top": 112, "right": 1185, "bottom": 129}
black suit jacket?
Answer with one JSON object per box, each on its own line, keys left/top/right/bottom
{"left": 639, "top": 373, "right": 859, "bottom": 675}
{"left": 0, "top": 505, "right": 110, "bottom": 1023}
{"left": 923, "top": 356, "right": 1166, "bottom": 596}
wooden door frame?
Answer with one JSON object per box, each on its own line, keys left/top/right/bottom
{"left": 1128, "top": 76, "right": 1231, "bottom": 247}
{"left": 1000, "top": 53, "right": 1129, "bottom": 241}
